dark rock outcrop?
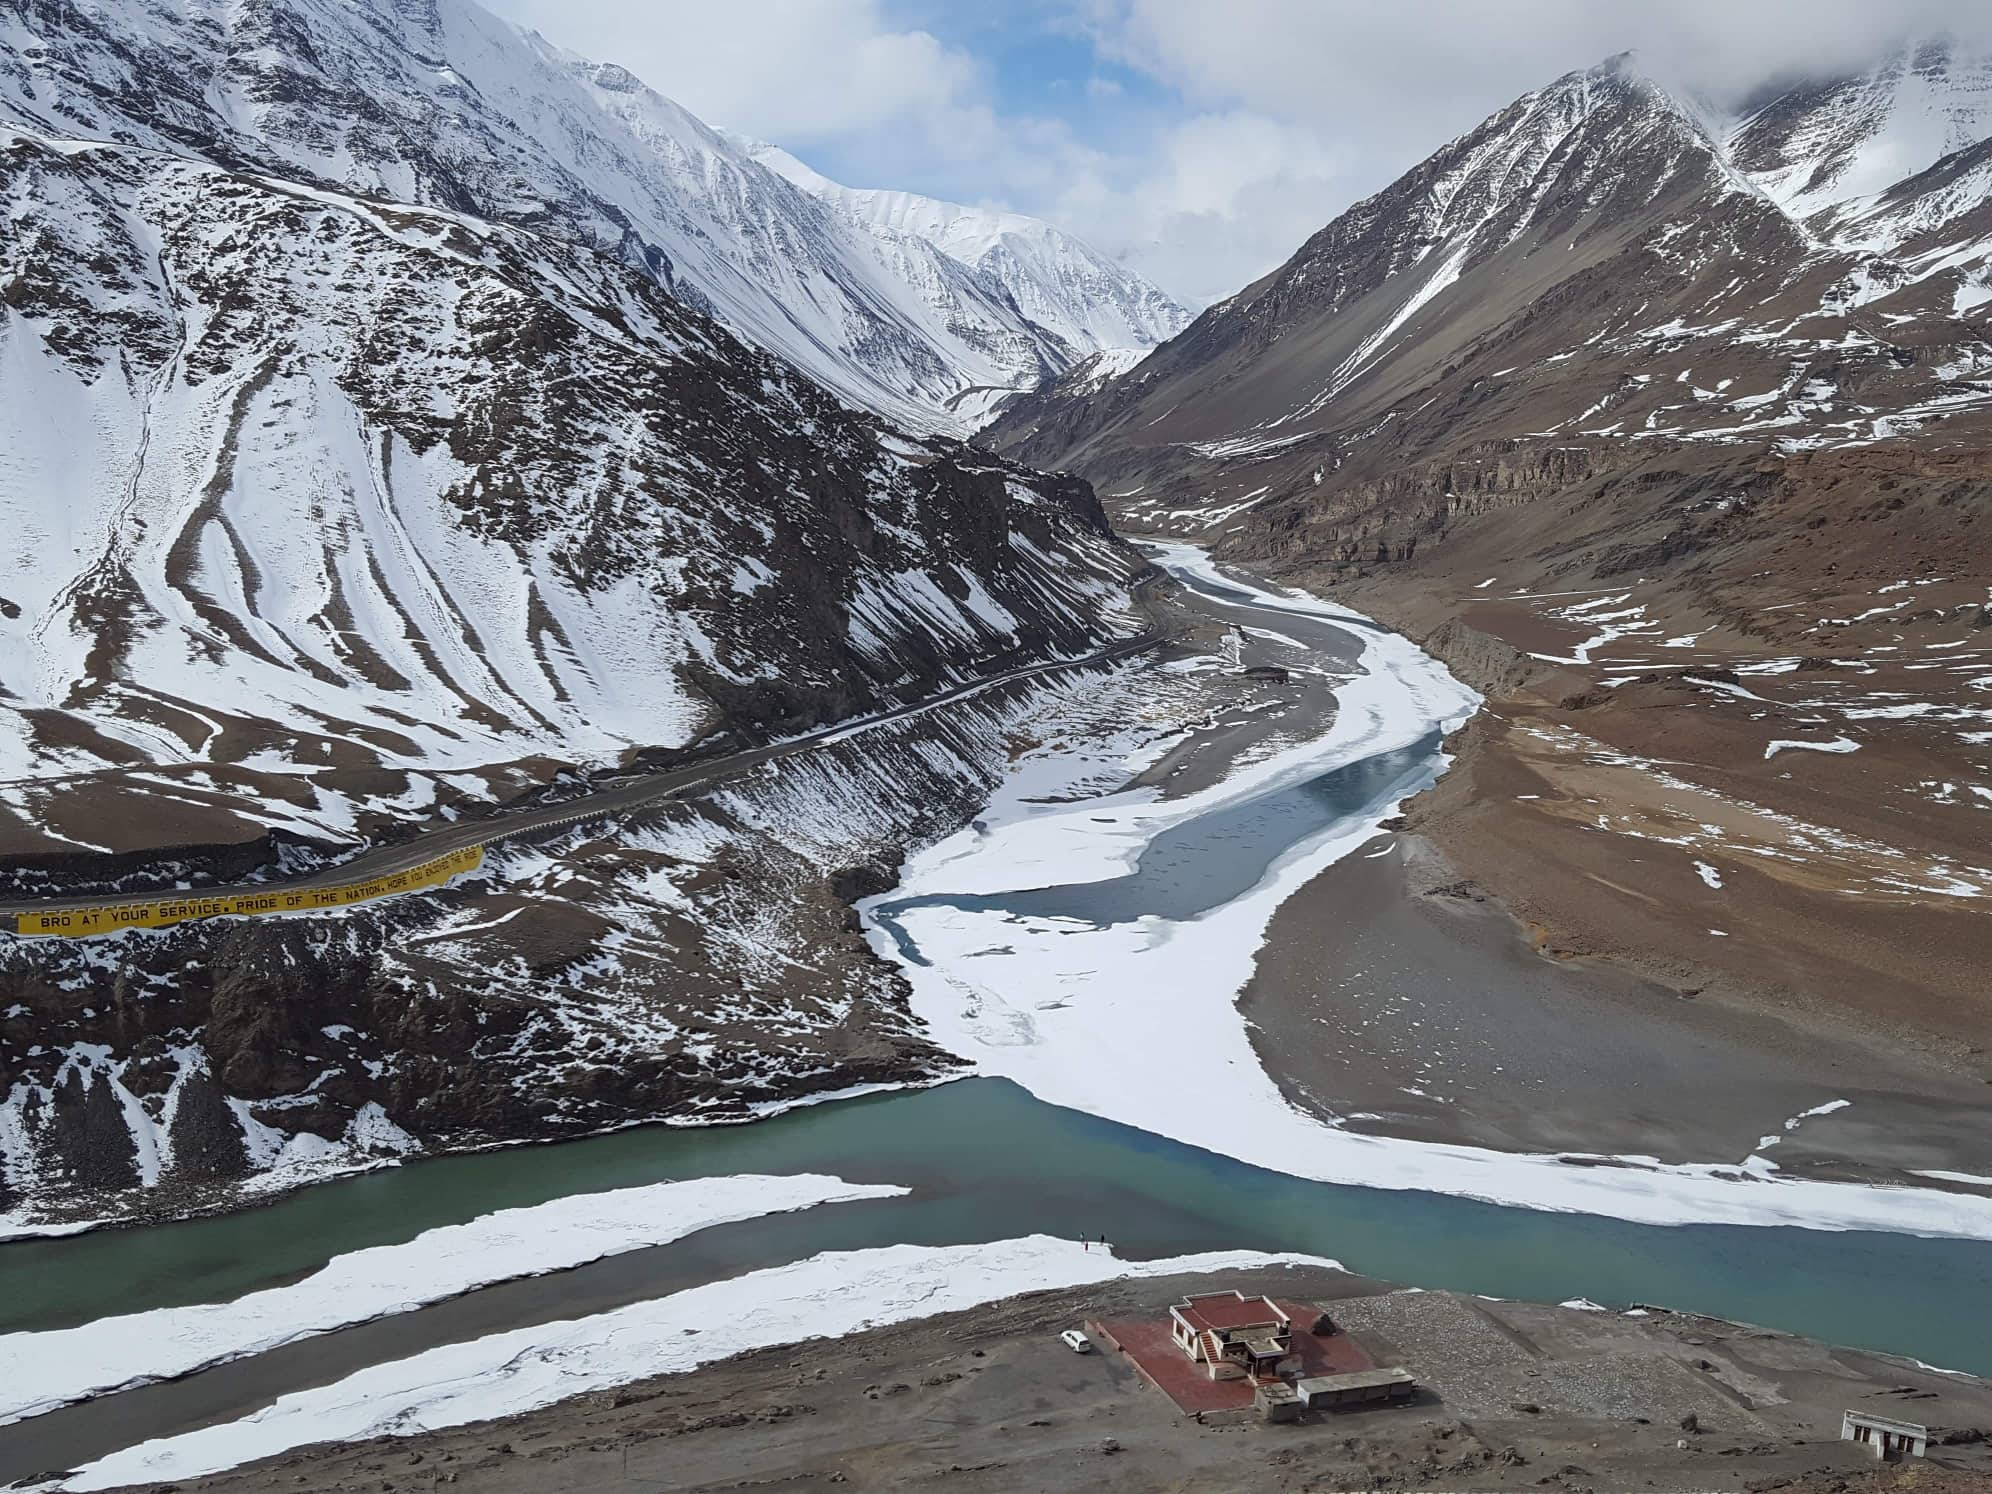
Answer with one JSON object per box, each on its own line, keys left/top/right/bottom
{"left": 166, "top": 1071, "right": 251, "bottom": 1181}
{"left": 46, "top": 1069, "right": 140, "bottom": 1194}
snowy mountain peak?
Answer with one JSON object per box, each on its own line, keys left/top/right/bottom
{"left": 1728, "top": 40, "right": 1992, "bottom": 225}
{"left": 1247, "top": 43, "right": 1759, "bottom": 347}
{"left": 745, "top": 138, "right": 1191, "bottom": 369}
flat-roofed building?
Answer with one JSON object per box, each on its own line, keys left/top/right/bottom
{"left": 1841, "top": 1410, "right": 1927, "bottom": 1460}
{"left": 1095, "top": 1291, "right": 1385, "bottom": 1418}
{"left": 1169, "top": 1291, "right": 1298, "bottom": 1381}
{"left": 1295, "top": 1366, "right": 1418, "bottom": 1408}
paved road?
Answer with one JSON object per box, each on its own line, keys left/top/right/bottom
{"left": 1, "top": 593, "right": 1169, "bottom": 926}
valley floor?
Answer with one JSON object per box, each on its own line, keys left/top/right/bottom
{"left": 877, "top": 544, "right": 1992, "bottom": 1228}
{"left": 1284, "top": 533, "right": 1992, "bottom": 1089}
{"left": 11, "top": 539, "right": 1987, "bottom": 1233}
{"left": 1244, "top": 829, "right": 1992, "bottom": 1180}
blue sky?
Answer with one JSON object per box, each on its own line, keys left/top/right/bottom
{"left": 486, "top": 0, "right": 1984, "bottom": 306}
{"left": 794, "top": 9, "right": 1176, "bottom": 206}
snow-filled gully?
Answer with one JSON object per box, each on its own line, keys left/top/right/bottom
{"left": 865, "top": 543, "right": 1992, "bottom": 1242}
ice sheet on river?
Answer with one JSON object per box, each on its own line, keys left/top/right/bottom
{"left": 45, "top": 1237, "right": 1342, "bottom": 1490}
{"left": 0, "top": 1173, "right": 905, "bottom": 1427}
{"left": 867, "top": 544, "right": 1992, "bottom": 1242}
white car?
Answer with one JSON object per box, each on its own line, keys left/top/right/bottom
{"left": 1059, "top": 1328, "right": 1093, "bottom": 1354}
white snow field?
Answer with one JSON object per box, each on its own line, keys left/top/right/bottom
{"left": 746, "top": 139, "right": 1188, "bottom": 379}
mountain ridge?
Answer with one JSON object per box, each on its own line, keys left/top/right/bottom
{"left": 0, "top": 0, "right": 1164, "bottom": 1224}
{"left": 979, "top": 41, "right": 1992, "bottom": 1103}
{"left": 983, "top": 45, "right": 1992, "bottom": 494}
{"left": 0, "top": 0, "right": 1180, "bottom": 435}
{"left": 0, "top": 0, "right": 1149, "bottom": 861}
{"left": 745, "top": 136, "right": 1189, "bottom": 382}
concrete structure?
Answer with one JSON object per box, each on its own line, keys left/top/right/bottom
{"left": 1296, "top": 1366, "right": 1418, "bottom": 1409}
{"left": 1170, "top": 1292, "right": 1297, "bottom": 1381}
{"left": 1255, "top": 1381, "right": 1304, "bottom": 1423}
{"left": 1841, "top": 1410, "right": 1927, "bottom": 1460}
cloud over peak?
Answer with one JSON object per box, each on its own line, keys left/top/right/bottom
{"left": 486, "top": 0, "right": 1992, "bottom": 306}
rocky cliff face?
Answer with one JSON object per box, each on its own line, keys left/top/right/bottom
{"left": 0, "top": 637, "right": 1174, "bottom": 1229}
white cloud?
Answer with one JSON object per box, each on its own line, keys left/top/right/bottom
{"left": 1086, "top": 0, "right": 1992, "bottom": 199}
{"left": 1047, "top": 111, "right": 1353, "bottom": 305}
{"left": 1065, "top": 0, "right": 1992, "bottom": 300}
{"left": 491, "top": 0, "right": 978, "bottom": 142}
{"left": 485, "top": 0, "right": 1115, "bottom": 266}
{"left": 1092, "top": 0, "right": 1992, "bottom": 126}
{"left": 482, "top": 0, "right": 1992, "bottom": 308}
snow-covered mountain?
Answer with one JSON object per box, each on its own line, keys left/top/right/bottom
{"left": 987, "top": 45, "right": 1992, "bottom": 499}
{"left": 0, "top": 0, "right": 1175, "bottom": 434}
{"left": 747, "top": 139, "right": 1188, "bottom": 417}
{"left": 0, "top": 0, "right": 1146, "bottom": 860}
{"left": 1730, "top": 40, "right": 1992, "bottom": 227}
{"left": 0, "top": 0, "right": 1160, "bottom": 1222}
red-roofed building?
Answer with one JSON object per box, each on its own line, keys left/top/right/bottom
{"left": 1093, "top": 1293, "right": 1394, "bottom": 1418}
{"left": 1169, "top": 1291, "right": 1297, "bottom": 1380}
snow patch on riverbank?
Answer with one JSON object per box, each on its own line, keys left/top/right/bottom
{"left": 1765, "top": 735, "right": 1861, "bottom": 759}
{"left": 897, "top": 543, "right": 1478, "bottom": 899}
{"left": 0, "top": 1174, "right": 905, "bottom": 1426}
{"left": 46, "top": 1238, "right": 1343, "bottom": 1490}
{"left": 868, "top": 547, "right": 1992, "bottom": 1241}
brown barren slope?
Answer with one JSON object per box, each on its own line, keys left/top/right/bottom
{"left": 981, "top": 52, "right": 1992, "bottom": 1078}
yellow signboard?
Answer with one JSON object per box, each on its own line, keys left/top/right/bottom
{"left": 11, "top": 845, "right": 484, "bottom": 938}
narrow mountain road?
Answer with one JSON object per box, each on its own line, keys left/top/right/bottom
{"left": 1, "top": 592, "right": 1170, "bottom": 930}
